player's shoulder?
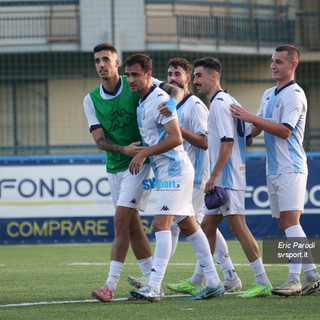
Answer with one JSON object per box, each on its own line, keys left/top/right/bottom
{"left": 288, "top": 83, "right": 306, "bottom": 97}
{"left": 153, "top": 85, "right": 170, "bottom": 99}
{"left": 213, "top": 90, "right": 232, "bottom": 104}
{"left": 281, "top": 82, "right": 307, "bottom": 104}
{"left": 262, "top": 86, "right": 276, "bottom": 101}
{"left": 186, "top": 93, "right": 208, "bottom": 109}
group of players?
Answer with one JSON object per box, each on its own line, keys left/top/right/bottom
{"left": 83, "top": 43, "right": 320, "bottom": 302}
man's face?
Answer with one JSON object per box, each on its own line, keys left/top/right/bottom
{"left": 167, "top": 65, "right": 189, "bottom": 90}
{"left": 193, "top": 66, "right": 213, "bottom": 96}
{"left": 94, "top": 50, "right": 119, "bottom": 81}
{"left": 270, "top": 50, "right": 294, "bottom": 82}
{"left": 125, "top": 63, "right": 150, "bottom": 97}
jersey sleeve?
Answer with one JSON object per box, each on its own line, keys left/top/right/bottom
{"left": 214, "top": 99, "right": 234, "bottom": 141}
{"left": 155, "top": 108, "right": 177, "bottom": 126}
{"left": 191, "top": 101, "right": 208, "bottom": 136}
{"left": 280, "top": 89, "right": 305, "bottom": 130}
{"left": 83, "top": 94, "right": 102, "bottom": 132}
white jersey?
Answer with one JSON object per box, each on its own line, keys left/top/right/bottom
{"left": 207, "top": 90, "right": 251, "bottom": 191}
{"left": 137, "top": 85, "right": 194, "bottom": 180}
{"left": 257, "top": 81, "right": 308, "bottom": 175}
{"left": 177, "top": 93, "right": 210, "bottom": 189}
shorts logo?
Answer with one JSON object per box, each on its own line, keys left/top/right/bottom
{"left": 160, "top": 205, "right": 170, "bottom": 211}
{"left": 151, "top": 268, "right": 157, "bottom": 273}
{"left": 142, "top": 178, "right": 181, "bottom": 191}
{"left": 129, "top": 198, "right": 137, "bottom": 204}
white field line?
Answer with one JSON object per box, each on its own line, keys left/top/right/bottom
{"left": 66, "top": 262, "right": 292, "bottom": 267}
{"left": 0, "top": 292, "right": 243, "bottom": 308}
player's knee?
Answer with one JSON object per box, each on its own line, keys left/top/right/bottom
{"left": 229, "top": 225, "right": 241, "bottom": 239}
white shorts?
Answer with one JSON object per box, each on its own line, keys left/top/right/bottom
{"left": 267, "top": 173, "right": 307, "bottom": 218}
{"left": 107, "top": 164, "right": 152, "bottom": 211}
{"left": 171, "top": 187, "right": 205, "bottom": 227}
{"left": 204, "top": 189, "right": 245, "bottom": 216}
{"left": 155, "top": 173, "right": 194, "bottom": 218}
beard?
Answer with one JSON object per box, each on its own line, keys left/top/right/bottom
{"left": 170, "top": 81, "right": 184, "bottom": 89}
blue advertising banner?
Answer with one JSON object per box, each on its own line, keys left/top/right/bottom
{"left": 0, "top": 154, "right": 319, "bottom": 244}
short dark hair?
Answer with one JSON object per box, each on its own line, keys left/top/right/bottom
{"left": 124, "top": 53, "right": 152, "bottom": 73}
{"left": 167, "top": 58, "right": 193, "bottom": 76}
{"left": 93, "top": 43, "right": 117, "bottom": 54}
{"left": 275, "top": 44, "right": 300, "bottom": 63}
{"left": 193, "top": 57, "right": 222, "bottom": 75}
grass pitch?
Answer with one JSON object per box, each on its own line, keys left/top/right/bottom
{"left": 0, "top": 241, "right": 319, "bottom": 320}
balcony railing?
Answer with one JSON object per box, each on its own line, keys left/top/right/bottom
{"left": 176, "top": 15, "right": 295, "bottom": 47}
{"left": 146, "top": 13, "right": 319, "bottom": 50}
{"left": 0, "top": 6, "right": 80, "bottom": 45}
{"left": 145, "top": 1, "right": 320, "bottom": 52}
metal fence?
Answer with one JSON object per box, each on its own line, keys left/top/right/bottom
{"left": 0, "top": 0, "right": 319, "bottom": 155}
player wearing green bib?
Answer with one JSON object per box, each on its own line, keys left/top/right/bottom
{"left": 84, "top": 43, "right": 183, "bottom": 302}
{"left": 89, "top": 75, "right": 144, "bottom": 173}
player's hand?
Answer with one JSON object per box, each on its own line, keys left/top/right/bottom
{"left": 158, "top": 102, "right": 171, "bottom": 117}
{"left": 129, "top": 150, "right": 147, "bottom": 175}
{"left": 158, "top": 98, "right": 177, "bottom": 116}
{"left": 204, "top": 176, "right": 217, "bottom": 194}
{"left": 124, "top": 142, "right": 146, "bottom": 157}
{"left": 230, "top": 104, "right": 254, "bottom": 123}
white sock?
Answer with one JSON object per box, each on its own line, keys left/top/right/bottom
{"left": 187, "top": 227, "right": 220, "bottom": 288}
{"left": 285, "top": 224, "right": 317, "bottom": 277}
{"left": 148, "top": 230, "right": 172, "bottom": 291}
{"left": 138, "top": 256, "right": 153, "bottom": 279}
{"left": 214, "top": 229, "right": 237, "bottom": 281}
{"left": 190, "top": 261, "right": 205, "bottom": 286}
{"left": 170, "top": 224, "right": 180, "bottom": 259}
{"left": 250, "top": 257, "right": 269, "bottom": 286}
{"left": 106, "top": 260, "right": 123, "bottom": 292}
{"left": 284, "top": 225, "right": 303, "bottom": 280}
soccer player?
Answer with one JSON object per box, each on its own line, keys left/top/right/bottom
{"left": 83, "top": 43, "right": 183, "bottom": 302}
{"left": 193, "top": 57, "right": 272, "bottom": 298}
{"left": 230, "top": 44, "right": 320, "bottom": 296}
{"left": 124, "top": 53, "right": 225, "bottom": 302}
{"left": 162, "top": 58, "right": 242, "bottom": 294}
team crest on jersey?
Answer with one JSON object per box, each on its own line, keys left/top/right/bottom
{"left": 108, "top": 108, "right": 136, "bottom": 132}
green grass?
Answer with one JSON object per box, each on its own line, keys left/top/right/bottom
{"left": 0, "top": 241, "right": 319, "bottom": 320}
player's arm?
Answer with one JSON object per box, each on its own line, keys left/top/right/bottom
{"left": 161, "top": 82, "right": 184, "bottom": 104}
{"left": 91, "top": 128, "right": 145, "bottom": 157}
{"left": 157, "top": 83, "right": 184, "bottom": 116}
{"left": 230, "top": 104, "right": 291, "bottom": 139}
{"left": 180, "top": 128, "right": 208, "bottom": 150}
{"left": 129, "top": 119, "right": 182, "bottom": 174}
{"left": 251, "top": 124, "right": 262, "bottom": 138}
{"left": 204, "top": 141, "right": 233, "bottom": 193}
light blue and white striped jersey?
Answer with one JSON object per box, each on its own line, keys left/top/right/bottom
{"left": 257, "top": 81, "right": 308, "bottom": 175}
{"left": 177, "top": 93, "right": 210, "bottom": 189}
{"left": 207, "top": 90, "right": 251, "bottom": 191}
{"left": 137, "top": 85, "right": 194, "bottom": 180}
